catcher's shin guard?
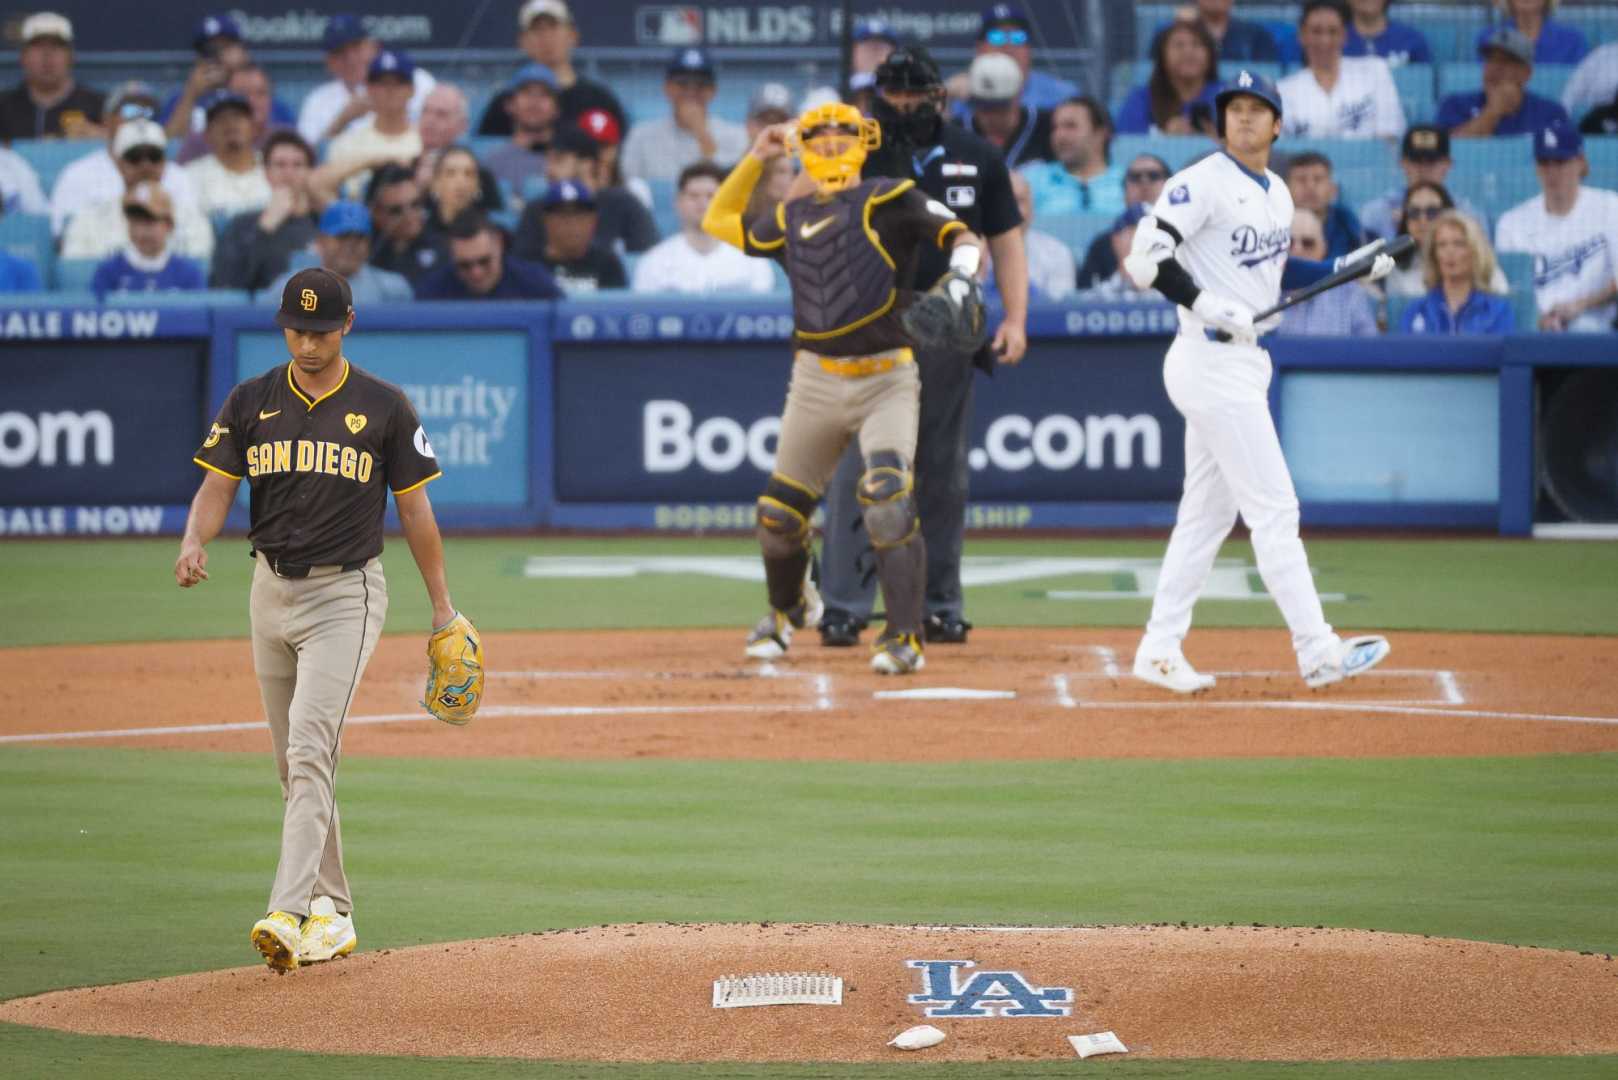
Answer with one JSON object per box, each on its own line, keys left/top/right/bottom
{"left": 874, "top": 531, "right": 927, "bottom": 639}
{"left": 857, "top": 451, "right": 917, "bottom": 549}
{"left": 757, "top": 473, "right": 819, "bottom": 613}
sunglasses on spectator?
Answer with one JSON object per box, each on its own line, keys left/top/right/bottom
{"left": 985, "top": 28, "right": 1030, "bottom": 46}
{"left": 117, "top": 101, "right": 156, "bottom": 121}
{"left": 1126, "top": 169, "right": 1167, "bottom": 183}
{"left": 455, "top": 254, "right": 496, "bottom": 273}
{"left": 122, "top": 147, "right": 164, "bottom": 165}
{"left": 1404, "top": 205, "right": 1445, "bottom": 220}
{"left": 377, "top": 199, "right": 426, "bottom": 217}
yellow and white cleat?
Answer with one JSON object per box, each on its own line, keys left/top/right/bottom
{"left": 250, "top": 910, "right": 302, "bottom": 972}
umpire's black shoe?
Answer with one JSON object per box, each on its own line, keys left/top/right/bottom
{"left": 924, "top": 614, "right": 973, "bottom": 644}
{"left": 819, "top": 611, "right": 863, "bottom": 647}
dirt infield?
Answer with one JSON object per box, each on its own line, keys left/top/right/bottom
{"left": 5, "top": 923, "right": 1617, "bottom": 1062}
{"left": 5, "top": 627, "right": 1617, "bottom": 1063}
{"left": 5, "top": 628, "right": 1617, "bottom": 759}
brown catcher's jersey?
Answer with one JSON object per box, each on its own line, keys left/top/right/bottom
{"left": 193, "top": 359, "right": 440, "bottom": 566}
{"left": 742, "top": 177, "right": 966, "bottom": 357}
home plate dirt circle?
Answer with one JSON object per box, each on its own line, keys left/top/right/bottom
{"left": 5, "top": 923, "right": 1616, "bottom": 1062}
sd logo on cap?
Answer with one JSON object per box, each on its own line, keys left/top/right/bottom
{"left": 277, "top": 268, "right": 354, "bottom": 332}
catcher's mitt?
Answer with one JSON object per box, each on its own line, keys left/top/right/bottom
{"left": 422, "top": 612, "right": 484, "bottom": 726}
{"left": 901, "top": 269, "right": 988, "bottom": 353}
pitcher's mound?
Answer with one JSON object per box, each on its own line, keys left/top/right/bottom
{"left": 4, "top": 923, "right": 1615, "bottom": 1062}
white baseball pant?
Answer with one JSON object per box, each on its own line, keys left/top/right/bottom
{"left": 1140, "top": 336, "right": 1340, "bottom": 674}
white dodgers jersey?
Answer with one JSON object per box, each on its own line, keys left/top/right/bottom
{"left": 1152, "top": 151, "right": 1295, "bottom": 335}
{"left": 1278, "top": 57, "right": 1406, "bottom": 139}
{"left": 1495, "top": 186, "right": 1618, "bottom": 332}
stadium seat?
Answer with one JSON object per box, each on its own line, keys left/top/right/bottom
{"left": 1109, "top": 133, "right": 1212, "bottom": 174}
{"left": 1409, "top": 9, "right": 1490, "bottom": 64}
{"left": 1276, "top": 136, "right": 1404, "bottom": 210}
{"left": 1391, "top": 63, "right": 1436, "bottom": 125}
{"left": 1495, "top": 251, "right": 1537, "bottom": 329}
{"left": 1557, "top": 8, "right": 1618, "bottom": 51}
{"left": 9, "top": 138, "right": 101, "bottom": 195}
{"left": 643, "top": 176, "right": 678, "bottom": 237}
{"left": 1584, "top": 136, "right": 1618, "bottom": 182}
{"left": 55, "top": 257, "right": 99, "bottom": 293}
{"left": 0, "top": 212, "right": 55, "bottom": 288}
{"left": 1447, "top": 135, "right": 1539, "bottom": 221}
{"left": 1036, "top": 212, "right": 1117, "bottom": 256}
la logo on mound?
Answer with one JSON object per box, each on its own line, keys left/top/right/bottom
{"left": 906, "top": 959, "right": 1072, "bottom": 1017}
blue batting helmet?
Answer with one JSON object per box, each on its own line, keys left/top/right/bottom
{"left": 1215, "top": 69, "right": 1283, "bottom": 137}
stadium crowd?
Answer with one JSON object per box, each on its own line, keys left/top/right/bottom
{"left": 1, "top": 0, "right": 1615, "bottom": 333}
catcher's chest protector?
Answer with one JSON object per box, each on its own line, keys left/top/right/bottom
{"left": 782, "top": 178, "right": 905, "bottom": 339}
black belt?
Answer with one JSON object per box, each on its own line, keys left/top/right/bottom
{"left": 262, "top": 554, "right": 368, "bottom": 579}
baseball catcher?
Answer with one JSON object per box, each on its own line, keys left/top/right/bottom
{"left": 703, "top": 102, "right": 986, "bottom": 673}
{"left": 423, "top": 611, "right": 484, "bottom": 725}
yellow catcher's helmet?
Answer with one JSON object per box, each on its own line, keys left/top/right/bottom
{"left": 790, "top": 102, "right": 880, "bottom": 191}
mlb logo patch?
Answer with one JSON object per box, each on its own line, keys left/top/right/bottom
{"left": 1169, "top": 185, "right": 1190, "bottom": 205}
{"left": 946, "top": 185, "right": 976, "bottom": 208}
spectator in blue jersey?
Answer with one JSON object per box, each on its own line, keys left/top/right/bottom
{"left": 1116, "top": 20, "right": 1220, "bottom": 135}
{"left": 948, "top": 3, "right": 1078, "bottom": 115}
{"left": 1401, "top": 210, "right": 1515, "bottom": 334}
{"left": 90, "top": 182, "right": 206, "bottom": 299}
{"left": 414, "top": 210, "right": 563, "bottom": 300}
{"left": 1475, "top": 0, "right": 1588, "bottom": 66}
{"left": 0, "top": 204, "right": 43, "bottom": 292}
{"left": 1177, "top": 0, "right": 1281, "bottom": 63}
{"left": 1344, "top": 0, "right": 1432, "bottom": 66}
{"left": 1438, "top": 28, "right": 1570, "bottom": 137}
{"left": 1284, "top": 152, "right": 1369, "bottom": 261}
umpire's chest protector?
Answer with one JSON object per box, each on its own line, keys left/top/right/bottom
{"left": 782, "top": 178, "right": 912, "bottom": 339}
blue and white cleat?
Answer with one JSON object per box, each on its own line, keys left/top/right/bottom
{"left": 1304, "top": 635, "right": 1391, "bottom": 689}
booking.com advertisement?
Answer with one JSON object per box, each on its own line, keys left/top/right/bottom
{"left": 235, "top": 330, "right": 529, "bottom": 508}
{"left": 552, "top": 339, "right": 1184, "bottom": 504}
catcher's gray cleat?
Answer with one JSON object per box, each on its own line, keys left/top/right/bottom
{"left": 744, "top": 580, "right": 824, "bottom": 660}
{"left": 870, "top": 631, "right": 925, "bottom": 675}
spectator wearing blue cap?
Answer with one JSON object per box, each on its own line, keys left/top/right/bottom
{"left": 415, "top": 210, "right": 564, "bottom": 300}
{"left": 529, "top": 179, "right": 626, "bottom": 291}
{"left": 1400, "top": 209, "right": 1514, "bottom": 335}
{"left": 160, "top": 14, "right": 296, "bottom": 141}
{"left": 324, "top": 50, "right": 425, "bottom": 199}
{"left": 213, "top": 131, "right": 321, "bottom": 291}
{"left": 1475, "top": 0, "right": 1587, "bottom": 66}
{"left": 1344, "top": 0, "right": 1432, "bottom": 66}
{"left": 89, "top": 182, "right": 206, "bottom": 300}
{"left": 266, "top": 201, "right": 413, "bottom": 306}
{"left": 184, "top": 90, "right": 271, "bottom": 220}
{"left": 176, "top": 64, "right": 296, "bottom": 166}
{"left": 620, "top": 48, "right": 749, "bottom": 184}
{"left": 299, "top": 15, "right": 437, "bottom": 147}
{"left": 483, "top": 64, "right": 560, "bottom": 198}
{"left": 1437, "top": 28, "right": 1570, "bottom": 137}
{"left": 1496, "top": 120, "right": 1618, "bottom": 332}
{"left": 516, "top": 128, "right": 660, "bottom": 261}
{"left": 477, "top": 0, "right": 627, "bottom": 145}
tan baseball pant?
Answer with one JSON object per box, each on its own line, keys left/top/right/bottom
{"left": 772, "top": 348, "right": 921, "bottom": 493}
{"left": 250, "top": 556, "right": 387, "bottom": 918}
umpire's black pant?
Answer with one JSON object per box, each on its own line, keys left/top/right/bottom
{"left": 819, "top": 345, "right": 976, "bottom": 623}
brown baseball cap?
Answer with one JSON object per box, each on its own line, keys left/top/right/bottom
{"left": 276, "top": 267, "right": 353, "bottom": 332}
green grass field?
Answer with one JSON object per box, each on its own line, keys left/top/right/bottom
{"left": 3, "top": 536, "right": 1617, "bottom": 1078}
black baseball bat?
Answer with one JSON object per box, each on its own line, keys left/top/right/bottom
{"left": 1213, "top": 234, "right": 1415, "bottom": 341}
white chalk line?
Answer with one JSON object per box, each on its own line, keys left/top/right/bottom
{"left": 1050, "top": 674, "right": 1077, "bottom": 709}
{"left": 1078, "top": 700, "right": 1618, "bottom": 726}
{"left": 814, "top": 674, "right": 833, "bottom": 711}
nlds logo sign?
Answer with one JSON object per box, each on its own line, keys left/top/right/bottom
{"left": 636, "top": 5, "right": 815, "bottom": 45}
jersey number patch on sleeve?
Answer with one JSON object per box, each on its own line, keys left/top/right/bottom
{"left": 1169, "top": 185, "right": 1190, "bottom": 205}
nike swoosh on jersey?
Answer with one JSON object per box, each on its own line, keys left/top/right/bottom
{"left": 259, "top": 410, "right": 281, "bottom": 420}
{"left": 799, "top": 217, "right": 835, "bottom": 240}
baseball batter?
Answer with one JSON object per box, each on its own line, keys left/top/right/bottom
{"left": 702, "top": 102, "right": 985, "bottom": 674}
{"left": 176, "top": 268, "right": 470, "bottom": 970}
{"left": 1121, "top": 71, "right": 1394, "bottom": 693}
